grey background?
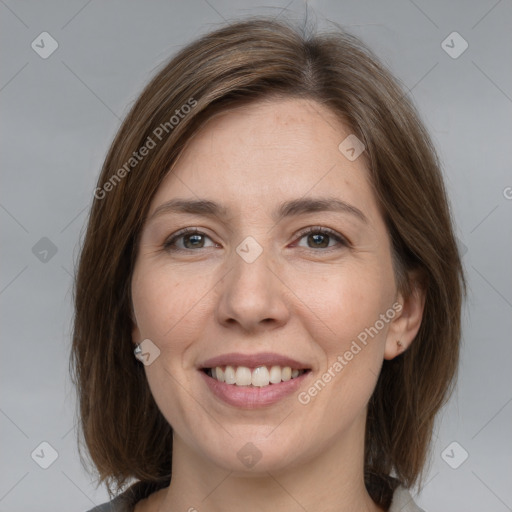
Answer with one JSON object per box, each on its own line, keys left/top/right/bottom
{"left": 1, "top": 1, "right": 511, "bottom": 511}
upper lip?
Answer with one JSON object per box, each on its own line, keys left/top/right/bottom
{"left": 199, "top": 352, "right": 310, "bottom": 370}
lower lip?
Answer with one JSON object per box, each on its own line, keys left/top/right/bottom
{"left": 200, "top": 370, "right": 310, "bottom": 408}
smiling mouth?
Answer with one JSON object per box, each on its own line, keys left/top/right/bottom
{"left": 202, "top": 365, "right": 311, "bottom": 387}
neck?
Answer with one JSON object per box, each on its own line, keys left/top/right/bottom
{"left": 156, "top": 413, "right": 385, "bottom": 512}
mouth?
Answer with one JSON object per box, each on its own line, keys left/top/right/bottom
{"left": 201, "top": 365, "right": 311, "bottom": 387}
{"left": 198, "top": 352, "right": 312, "bottom": 408}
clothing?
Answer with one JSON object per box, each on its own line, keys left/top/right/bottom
{"left": 85, "top": 481, "right": 425, "bottom": 512}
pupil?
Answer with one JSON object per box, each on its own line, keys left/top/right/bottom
{"left": 185, "top": 234, "right": 203, "bottom": 248}
{"left": 309, "top": 233, "right": 328, "bottom": 248}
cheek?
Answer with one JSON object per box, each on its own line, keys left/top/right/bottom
{"left": 292, "top": 265, "right": 393, "bottom": 409}
{"left": 295, "top": 265, "right": 393, "bottom": 353}
{"left": 131, "top": 264, "right": 209, "bottom": 430}
{"left": 131, "top": 262, "right": 208, "bottom": 345}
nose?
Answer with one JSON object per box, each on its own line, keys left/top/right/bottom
{"left": 215, "top": 245, "right": 291, "bottom": 333}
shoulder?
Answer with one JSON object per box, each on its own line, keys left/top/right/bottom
{"left": 84, "top": 492, "right": 133, "bottom": 512}
{"left": 83, "top": 480, "right": 169, "bottom": 512}
{"left": 389, "top": 485, "right": 426, "bottom": 512}
{"left": 85, "top": 482, "right": 426, "bottom": 512}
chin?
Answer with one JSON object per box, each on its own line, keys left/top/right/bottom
{"left": 191, "top": 426, "right": 308, "bottom": 475}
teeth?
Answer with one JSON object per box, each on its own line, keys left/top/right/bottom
{"left": 224, "top": 365, "right": 236, "bottom": 384}
{"left": 235, "top": 366, "right": 252, "bottom": 386}
{"left": 208, "top": 365, "right": 306, "bottom": 386}
{"left": 252, "top": 366, "right": 269, "bottom": 387}
{"left": 269, "top": 365, "right": 282, "bottom": 384}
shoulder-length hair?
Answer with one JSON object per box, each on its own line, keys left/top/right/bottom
{"left": 70, "top": 16, "right": 466, "bottom": 507}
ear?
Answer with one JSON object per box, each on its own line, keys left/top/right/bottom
{"left": 384, "top": 273, "right": 426, "bottom": 360}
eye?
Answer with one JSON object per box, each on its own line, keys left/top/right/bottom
{"left": 163, "top": 228, "right": 218, "bottom": 251}
{"left": 162, "top": 226, "right": 349, "bottom": 253}
{"left": 294, "top": 226, "right": 349, "bottom": 250}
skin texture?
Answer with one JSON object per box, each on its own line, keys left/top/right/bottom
{"left": 131, "top": 98, "right": 425, "bottom": 512}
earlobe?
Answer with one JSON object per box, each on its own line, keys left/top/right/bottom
{"left": 384, "top": 339, "right": 406, "bottom": 360}
{"left": 384, "top": 279, "right": 426, "bottom": 360}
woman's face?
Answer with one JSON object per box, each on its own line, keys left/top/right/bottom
{"left": 131, "top": 97, "right": 408, "bottom": 473}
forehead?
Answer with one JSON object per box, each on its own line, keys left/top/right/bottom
{"left": 148, "top": 98, "right": 379, "bottom": 222}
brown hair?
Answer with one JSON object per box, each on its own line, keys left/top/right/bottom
{"left": 70, "top": 16, "right": 466, "bottom": 507}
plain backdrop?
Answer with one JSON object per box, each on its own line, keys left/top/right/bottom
{"left": 1, "top": 1, "right": 511, "bottom": 511}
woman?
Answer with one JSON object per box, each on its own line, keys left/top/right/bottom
{"left": 71, "top": 17, "right": 466, "bottom": 512}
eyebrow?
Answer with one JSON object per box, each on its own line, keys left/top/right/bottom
{"left": 148, "top": 197, "right": 368, "bottom": 224}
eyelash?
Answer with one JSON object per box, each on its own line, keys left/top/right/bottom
{"left": 162, "top": 226, "right": 350, "bottom": 253}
